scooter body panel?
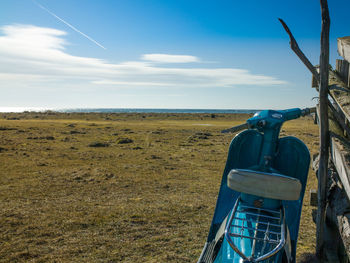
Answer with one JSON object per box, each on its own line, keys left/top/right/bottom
{"left": 207, "top": 132, "right": 310, "bottom": 263}
{"left": 208, "top": 129, "right": 264, "bottom": 241}
{"left": 274, "top": 136, "right": 310, "bottom": 261}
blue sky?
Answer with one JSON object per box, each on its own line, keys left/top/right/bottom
{"left": 0, "top": 0, "right": 349, "bottom": 110}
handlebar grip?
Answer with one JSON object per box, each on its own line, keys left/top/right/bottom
{"left": 301, "top": 107, "right": 316, "bottom": 116}
{"left": 221, "top": 123, "right": 249, "bottom": 133}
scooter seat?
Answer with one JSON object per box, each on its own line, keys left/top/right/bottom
{"left": 227, "top": 169, "right": 301, "bottom": 201}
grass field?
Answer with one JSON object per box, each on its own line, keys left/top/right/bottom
{"left": 0, "top": 112, "right": 319, "bottom": 262}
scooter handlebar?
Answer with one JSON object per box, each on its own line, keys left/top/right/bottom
{"left": 283, "top": 107, "right": 316, "bottom": 121}
{"left": 221, "top": 107, "right": 316, "bottom": 133}
{"left": 221, "top": 123, "right": 249, "bottom": 133}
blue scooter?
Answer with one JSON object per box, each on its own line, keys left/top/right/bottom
{"left": 197, "top": 108, "right": 314, "bottom": 263}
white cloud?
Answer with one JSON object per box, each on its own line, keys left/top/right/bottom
{"left": 0, "top": 24, "right": 287, "bottom": 91}
{"left": 92, "top": 80, "right": 174, "bottom": 86}
{"left": 2, "top": 24, "right": 66, "bottom": 50}
{"left": 141, "top": 53, "right": 199, "bottom": 63}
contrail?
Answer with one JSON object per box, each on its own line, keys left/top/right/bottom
{"left": 32, "top": 0, "right": 106, "bottom": 50}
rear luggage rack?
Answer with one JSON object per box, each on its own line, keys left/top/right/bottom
{"left": 224, "top": 198, "right": 286, "bottom": 262}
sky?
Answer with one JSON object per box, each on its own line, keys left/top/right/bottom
{"left": 0, "top": 0, "right": 350, "bottom": 110}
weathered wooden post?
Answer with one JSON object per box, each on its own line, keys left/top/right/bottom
{"left": 316, "top": 0, "right": 330, "bottom": 258}
{"left": 279, "top": 0, "right": 331, "bottom": 260}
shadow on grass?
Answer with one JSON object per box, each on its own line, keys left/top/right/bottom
{"left": 298, "top": 253, "right": 319, "bottom": 263}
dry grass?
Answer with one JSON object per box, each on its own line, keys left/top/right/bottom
{"left": 0, "top": 112, "right": 319, "bottom": 262}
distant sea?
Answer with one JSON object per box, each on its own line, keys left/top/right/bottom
{"left": 0, "top": 107, "right": 259, "bottom": 114}
{"left": 59, "top": 108, "right": 258, "bottom": 114}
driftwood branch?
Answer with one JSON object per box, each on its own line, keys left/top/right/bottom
{"left": 316, "top": 0, "right": 331, "bottom": 258}
{"left": 278, "top": 18, "right": 320, "bottom": 84}
{"left": 328, "top": 99, "right": 350, "bottom": 136}
{"left": 329, "top": 90, "right": 350, "bottom": 139}
{"left": 329, "top": 84, "right": 350, "bottom": 93}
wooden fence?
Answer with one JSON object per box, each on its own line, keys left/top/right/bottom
{"left": 312, "top": 36, "right": 350, "bottom": 262}
{"left": 278, "top": 1, "right": 350, "bottom": 260}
